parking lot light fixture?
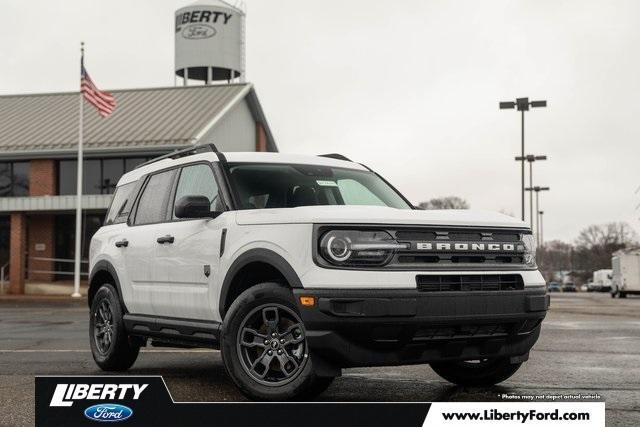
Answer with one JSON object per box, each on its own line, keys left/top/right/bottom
{"left": 539, "top": 210, "right": 545, "bottom": 248}
{"left": 525, "top": 186, "right": 550, "bottom": 246}
{"left": 515, "top": 155, "right": 548, "bottom": 229}
{"left": 499, "top": 97, "right": 547, "bottom": 221}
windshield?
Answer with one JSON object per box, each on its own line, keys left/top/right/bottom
{"left": 227, "top": 163, "right": 411, "bottom": 210}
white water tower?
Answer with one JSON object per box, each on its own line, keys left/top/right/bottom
{"left": 175, "top": 0, "right": 246, "bottom": 84}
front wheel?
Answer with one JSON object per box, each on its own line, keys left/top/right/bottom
{"left": 89, "top": 284, "right": 140, "bottom": 371}
{"left": 430, "top": 358, "right": 522, "bottom": 386}
{"left": 221, "top": 282, "right": 327, "bottom": 401}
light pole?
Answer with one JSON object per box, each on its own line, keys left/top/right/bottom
{"left": 515, "top": 154, "right": 547, "bottom": 228}
{"left": 538, "top": 210, "right": 545, "bottom": 247}
{"left": 500, "top": 98, "right": 547, "bottom": 221}
{"left": 525, "top": 186, "right": 550, "bottom": 246}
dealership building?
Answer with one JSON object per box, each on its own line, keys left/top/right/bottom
{"left": 0, "top": 0, "right": 281, "bottom": 294}
{"left": 0, "top": 83, "right": 277, "bottom": 294}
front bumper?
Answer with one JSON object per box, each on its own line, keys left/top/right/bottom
{"left": 293, "top": 287, "right": 549, "bottom": 368}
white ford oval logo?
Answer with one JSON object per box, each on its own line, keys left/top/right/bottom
{"left": 182, "top": 24, "right": 216, "bottom": 39}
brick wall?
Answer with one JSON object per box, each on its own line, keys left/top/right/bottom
{"left": 29, "top": 159, "right": 57, "bottom": 196}
{"left": 8, "top": 213, "right": 26, "bottom": 294}
{"left": 23, "top": 159, "right": 57, "bottom": 282}
{"left": 256, "top": 122, "right": 268, "bottom": 152}
{"left": 27, "top": 215, "right": 55, "bottom": 282}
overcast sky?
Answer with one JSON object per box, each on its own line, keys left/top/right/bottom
{"left": 1, "top": 0, "right": 638, "bottom": 242}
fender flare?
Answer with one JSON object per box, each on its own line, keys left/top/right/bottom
{"left": 88, "top": 260, "right": 129, "bottom": 313}
{"left": 219, "top": 248, "right": 303, "bottom": 319}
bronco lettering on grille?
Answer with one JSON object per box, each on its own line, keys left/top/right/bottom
{"left": 414, "top": 242, "right": 524, "bottom": 252}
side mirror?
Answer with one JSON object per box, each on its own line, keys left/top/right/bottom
{"left": 175, "top": 195, "right": 219, "bottom": 219}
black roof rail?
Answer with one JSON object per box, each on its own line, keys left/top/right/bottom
{"left": 318, "top": 153, "right": 352, "bottom": 162}
{"left": 136, "top": 143, "right": 219, "bottom": 169}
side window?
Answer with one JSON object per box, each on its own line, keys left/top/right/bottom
{"left": 105, "top": 181, "right": 137, "bottom": 225}
{"left": 173, "top": 164, "right": 223, "bottom": 218}
{"left": 133, "top": 170, "right": 176, "bottom": 225}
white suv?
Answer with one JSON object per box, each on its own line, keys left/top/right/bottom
{"left": 88, "top": 144, "right": 548, "bottom": 400}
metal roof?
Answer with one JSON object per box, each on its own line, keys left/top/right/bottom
{"left": 0, "top": 83, "right": 276, "bottom": 159}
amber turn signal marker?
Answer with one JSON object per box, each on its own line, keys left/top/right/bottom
{"left": 299, "top": 296, "right": 316, "bottom": 307}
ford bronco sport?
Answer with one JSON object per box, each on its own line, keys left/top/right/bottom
{"left": 88, "top": 144, "right": 548, "bottom": 400}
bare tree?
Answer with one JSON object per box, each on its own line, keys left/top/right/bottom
{"left": 537, "top": 223, "right": 639, "bottom": 282}
{"left": 419, "top": 196, "right": 469, "bottom": 210}
{"left": 575, "top": 222, "right": 638, "bottom": 248}
{"left": 573, "top": 222, "right": 638, "bottom": 273}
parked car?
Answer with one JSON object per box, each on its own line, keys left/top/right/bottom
{"left": 548, "top": 282, "right": 562, "bottom": 292}
{"left": 87, "top": 146, "right": 549, "bottom": 400}
{"left": 562, "top": 282, "right": 577, "bottom": 292}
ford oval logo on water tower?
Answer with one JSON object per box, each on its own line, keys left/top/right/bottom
{"left": 84, "top": 404, "right": 133, "bottom": 422}
{"left": 182, "top": 24, "right": 217, "bottom": 39}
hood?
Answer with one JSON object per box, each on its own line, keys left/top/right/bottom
{"left": 235, "top": 205, "right": 528, "bottom": 229}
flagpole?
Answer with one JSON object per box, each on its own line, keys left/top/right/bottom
{"left": 72, "top": 41, "right": 84, "bottom": 298}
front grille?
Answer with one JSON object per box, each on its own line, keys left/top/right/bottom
{"left": 388, "top": 227, "right": 527, "bottom": 269}
{"left": 416, "top": 274, "right": 524, "bottom": 292}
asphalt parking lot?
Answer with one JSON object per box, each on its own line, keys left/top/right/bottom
{"left": 1, "top": 292, "right": 639, "bottom": 426}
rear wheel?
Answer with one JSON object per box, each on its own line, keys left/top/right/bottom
{"left": 430, "top": 358, "right": 522, "bottom": 386}
{"left": 89, "top": 284, "right": 140, "bottom": 371}
{"left": 221, "top": 282, "right": 328, "bottom": 400}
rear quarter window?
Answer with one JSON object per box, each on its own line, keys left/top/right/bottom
{"left": 104, "top": 182, "right": 137, "bottom": 225}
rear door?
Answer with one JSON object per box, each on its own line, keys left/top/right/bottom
{"left": 153, "top": 163, "right": 226, "bottom": 320}
{"left": 123, "top": 168, "right": 178, "bottom": 315}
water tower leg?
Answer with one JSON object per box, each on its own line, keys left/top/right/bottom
{"left": 184, "top": 68, "right": 189, "bottom": 86}
{"left": 207, "top": 67, "right": 212, "bottom": 85}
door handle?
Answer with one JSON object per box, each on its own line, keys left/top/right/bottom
{"left": 115, "top": 239, "right": 129, "bottom": 248}
{"left": 156, "top": 235, "right": 175, "bottom": 244}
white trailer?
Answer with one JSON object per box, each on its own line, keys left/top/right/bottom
{"left": 590, "top": 269, "right": 613, "bottom": 292}
{"left": 611, "top": 250, "right": 640, "bottom": 298}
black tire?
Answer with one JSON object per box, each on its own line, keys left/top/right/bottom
{"left": 90, "top": 284, "right": 140, "bottom": 371}
{"left": 611, "top": 291, "right": 616, "bottom": 298}
{"left": 430, "top": 358, "right": 522, "bottom": 387}
{"left": 221, "top": 282, "right": 325, "bottom": 401}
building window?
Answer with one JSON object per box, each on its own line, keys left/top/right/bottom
{"left": 58, "top": 157, "right": 149, "bottom": 195}
{"left": 0, "top": 162, "right": 30, "bottom": 197}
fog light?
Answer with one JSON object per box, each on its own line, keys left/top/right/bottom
{"left": 299, "top": 296, "right": 315, "bottom": 307}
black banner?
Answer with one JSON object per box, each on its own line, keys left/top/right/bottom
{"left": 36, "top": 376, "right": 430, "bottom": 427}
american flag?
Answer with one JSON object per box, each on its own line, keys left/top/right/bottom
{"left": 81, "top": 63, "right": 116, "bottom": 117}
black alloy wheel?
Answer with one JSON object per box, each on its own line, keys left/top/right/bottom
{"left": 236, "top": 303, "right": 308, "bottom": 386}
{"left": 93, "top": 299, "right": 115, "bottom": 355}
{"left": 89, "top": 284, "right": 140, "bottom": 371}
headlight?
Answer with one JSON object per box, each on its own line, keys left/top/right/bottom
{"left": 522, "top": 233, "right": 537, "bottom": 267}
{"left": 319, "top": 230, "right": 408, "bottom": 267}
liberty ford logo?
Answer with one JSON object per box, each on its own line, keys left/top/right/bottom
{"left": 84, "top": 404, "right": 133, "bottom": 422}
{"left": 414, "top": 242, "right": 525, "bottom": 252}
{"left": 182, "top": 24, "right": 216, "bottom": 39}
